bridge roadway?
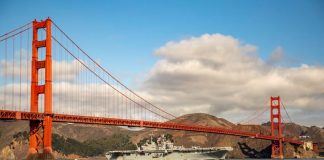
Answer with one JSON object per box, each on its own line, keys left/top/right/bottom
{"left": 0, "top": 109, "right": 303, "bottom": 145}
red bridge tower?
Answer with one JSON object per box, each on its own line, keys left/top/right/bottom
{"left": 270, "top": 96, "right": 283, "bottom": 159}
{"left": 28, "top": 18, "right": 53, "bottom": 159}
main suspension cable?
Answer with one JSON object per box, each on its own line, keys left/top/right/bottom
{"left": 51, "top": 20, "right": 176, "bottom": 119}
{"left": 0, "top": 22, "right": 31, "bottom": 38}
{"left": 281, "top": 101, "right": 293, "bottom": 123}
{"left": 51, "top": 35, "right": 172, "bottom": 120}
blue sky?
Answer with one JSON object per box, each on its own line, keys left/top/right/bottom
{"left": 0, "top": 0, "right": 324, "bottom": 125}
{"left": 1, "top": 0, "right": 323, "bottom": 83}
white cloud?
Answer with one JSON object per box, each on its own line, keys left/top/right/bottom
{"left": 139, "top": 34, "right": 324, "bottom": 126}
{"left": 1, "top": 35, "right": 323, "bottom": 126}
{"left": 0, "top": 59, "right": 83, "bottom": 82}
{"left": 267, "top": 47, "right": 284, "bottom": 65}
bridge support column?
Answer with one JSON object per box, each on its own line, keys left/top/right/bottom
{"left": 270, "top": 96, "right": 283, "bottom": 159}
{"left": 28, "top": 18, "right": 53, "bottom": 160}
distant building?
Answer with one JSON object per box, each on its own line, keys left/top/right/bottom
{"left": 299, "top": 135, "right": 310, "bottom": 139}
{"left": 318, "top": 142, "right": 324, "bottom": 157}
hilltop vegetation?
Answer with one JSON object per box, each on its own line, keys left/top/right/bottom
{"left": 53, "top": 133, "right": 136, "bottom": 157}
{"left": 9, "top": 131, "right": 136, "bottom": 157}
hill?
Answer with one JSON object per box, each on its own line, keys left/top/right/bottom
{"left": 0, "top": 113, "right": 322, "bottom": 159}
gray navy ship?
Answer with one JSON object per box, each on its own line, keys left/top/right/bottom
{"left": 105, "top": 134, "right": 233, "bottom": 160}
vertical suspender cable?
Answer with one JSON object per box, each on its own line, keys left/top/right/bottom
{"left": 26, "top": 29, "right": 29, "bottom": 111}
{"left": 19, "top": 33, "right": 22, "bottom": 111}
{"left": 12, "top": 38, "right": 15, "bottom": 110}
{"left": 4, "top": 40, "right": 8, "bottom": 109}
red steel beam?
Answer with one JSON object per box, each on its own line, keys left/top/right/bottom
{"left": 0, "top": 110, "right": 303, "bottom": 145}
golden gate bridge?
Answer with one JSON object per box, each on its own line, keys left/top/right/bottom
{"left": 0, "top": 18, "right": 303, "bottom": 159}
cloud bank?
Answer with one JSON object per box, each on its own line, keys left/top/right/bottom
{"left": 1, "top": 34, "right": 323, "bottom": 126}
{"left": 0, "top": 55, "right": 167, "bottom": 122}
{"left": 139, "top": 34, "right": 324, "bottom": 126}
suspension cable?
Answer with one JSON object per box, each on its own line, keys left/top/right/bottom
{"left": 238, "top": 101, "right": 269, "bottom": 124}
{"left": 281, "top": 102, "right": 293, "bottom": 123}
{"left": 51, "top": 20, "right": 176, "bottom": 119}
{"left": 0, "top": 27, "right": 31, "bottom": 43}
{"left": 51, "top": 35, "right": 172, "bottom": 120}
{"left": 0, "top": 22, "right": 31, "bottom": 38}
{"left": 242, "top": 106, "right": 269, "bottom": 125}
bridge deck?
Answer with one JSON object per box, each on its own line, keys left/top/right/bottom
{"left": 0, "top": 109, "right": 302, "bottom": 145}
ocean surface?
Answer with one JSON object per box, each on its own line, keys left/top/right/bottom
{"left": 73, "top": 158, "right": 320, "bottom": 160}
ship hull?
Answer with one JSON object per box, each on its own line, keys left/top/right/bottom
{"left": 106, "top": 149, "right": 231, "bottom": 160}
